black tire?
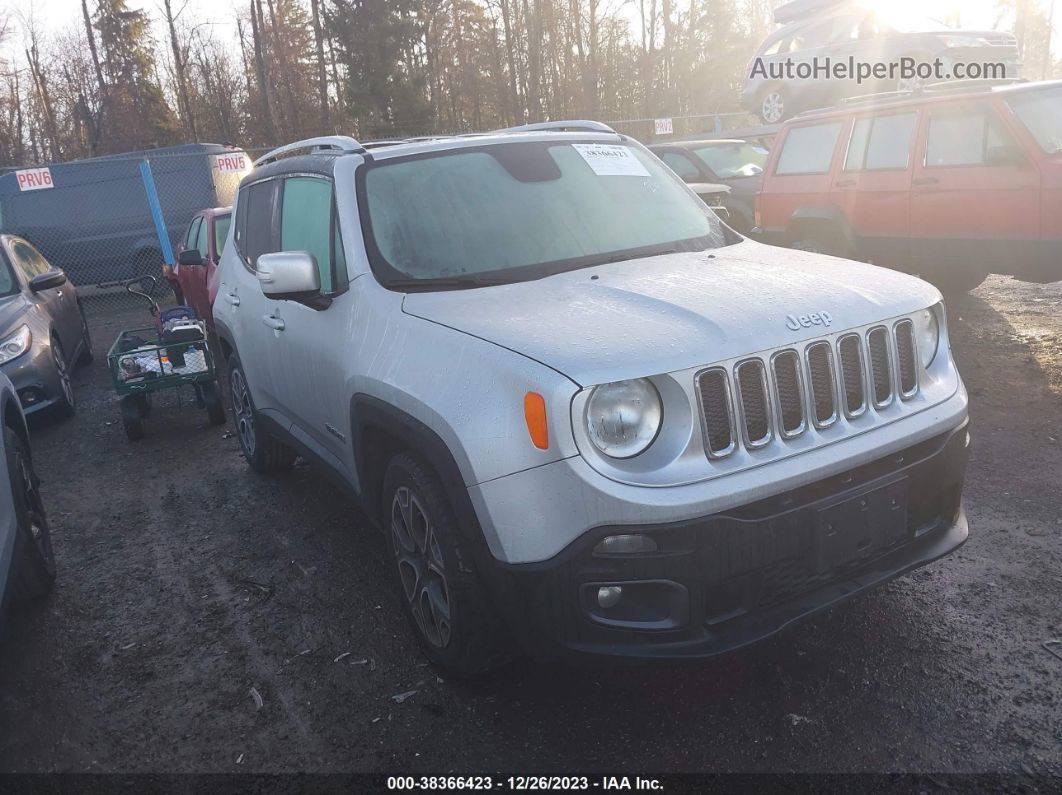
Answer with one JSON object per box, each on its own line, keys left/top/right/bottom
{"left": 120, "top": 395, "right": 146, "bottom": 441}
{"left": 76, "top": 303, "right": 94, "bottom": 367}
{"left": 202, "top": 381, "right": 226, "bottom": 426}
{"left": 382, "top": 452, "right": 512, "bottom": 678}
{"left": 917, "top": 265, "right": 989, "bottom": 297}
{"left": 50, "top": 338, "right": 76, "bottom": 419}
{"left": 791, "top": 226, "right": 850, "bottom": 258}
{"left": 5, "top": 427, "right": 56, "bottom": 601}
{"left": 227, "top": 355, "right": 295, "bottom": 472}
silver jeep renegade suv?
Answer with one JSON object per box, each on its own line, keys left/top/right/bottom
{"left": 213, "top": 122, "right": 969, "bottom": 676}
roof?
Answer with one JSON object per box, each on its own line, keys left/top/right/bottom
{"left": 789, "top": 79, "right": 1061, "bottom": 124}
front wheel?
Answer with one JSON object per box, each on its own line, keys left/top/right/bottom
{"left": 791, "top": 226, "right": 849, "bottom": 258}
{"left": 917, "top": 265, "right": 989, "bottom": 297}
{"left": 5, "top": 427, "right": 56, "bottom": 602}
{"left": 382, "top": 453, "right": 512, "bottom": 678}
{"left": 120, "top": 395, "right": 147, "bottom": 441}
{"left": 227, "top": 356, "right": 295, "bottom": 472}
{"left": 50, "top": 338, "right": 76, "bottom": 419}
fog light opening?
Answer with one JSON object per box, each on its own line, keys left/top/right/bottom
{"left": 597, "top": 586, "right": 623, "bottom": 608}
{"left": 594, "top": 534, "right": 658, "bottom": 555}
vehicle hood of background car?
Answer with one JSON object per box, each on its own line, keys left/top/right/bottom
{"left": 402, "top": 240, "right": 942, "bottom": 386}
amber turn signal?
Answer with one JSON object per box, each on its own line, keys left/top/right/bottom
{"left": 524, "top": 392, "right": 549, "bottom": 450}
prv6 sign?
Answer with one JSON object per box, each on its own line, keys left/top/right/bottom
{"left": 15, "top": 167, "right": 54, "bottom": 192}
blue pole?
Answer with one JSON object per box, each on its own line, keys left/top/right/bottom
{"left": 139, "top": 159, "right": 175, "bottom": 265}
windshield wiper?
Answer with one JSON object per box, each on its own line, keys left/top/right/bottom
{"left": 386, "top": 275, "right": 513, "bottom": 292}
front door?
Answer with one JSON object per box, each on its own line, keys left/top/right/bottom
{"left": 910, "top": 102, "right": 1041, "bottom": 274}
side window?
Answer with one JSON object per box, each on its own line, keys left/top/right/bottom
{"left": 184, "top": 217, "right": 202, "bottom": 251}
{"left": 12, "top": 241, "right": 52, "bottom": 281}
{"left": 660, "top": 152, "right": 701, "bottom": 180}
{"left": 214, "top": 215, "right": 232, "bottom": 256}
{"left": 775, "top": 122, "right": 843, "bottom": 175}
{"left": 280, "top": 177, "right": 336, "bottom": 293}
{"left": 844, "top": 112, "right": 917, "bottom": 171}
{"left": 925, "top": 109, "right": 1022, "bottom": 167}
{"left": 235, "top": 179, "right": 278, "bottom": 270}
{"left": 195, "top": 217, "right": 210, "bottom": 258}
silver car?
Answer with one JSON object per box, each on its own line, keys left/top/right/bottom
{"left": 1, "top": 371, "right": 56, "bottom": 621}
{"left": 213, "top": 124, "right": 969, "bottom": 676}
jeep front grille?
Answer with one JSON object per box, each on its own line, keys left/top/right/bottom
{"left": 696, "top": 323, "right": 921, "bottom": 460}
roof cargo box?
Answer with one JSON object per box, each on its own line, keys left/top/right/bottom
{"left": 774, "top": 0, "right": 852, "bottom": 25}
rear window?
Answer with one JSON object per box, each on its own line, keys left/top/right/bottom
{"left": 775, "top": 122, "right": 843, "bottom": 175}
{"left": 844, "top": 112, "right": 917, "bottom": 171}
{"left": 1007, "top": 87, "right": 1062, "bottom": 154}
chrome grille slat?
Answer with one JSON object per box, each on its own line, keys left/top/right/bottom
{"left": 696, "top": 367, "right": 737, "bottom": 457}
{"left": 866, "top": 327, "right": 893, "bottom": 407}
{"left": 771, "top": 350, "right": 806, "bottom": 437}
{"left": 735, "top": 359, "right": 772, "bottom": 447}
{"left": 837, "top": 334, "right": 867, "bottom": 417}
{"left": 805, "top": 341, "right": 838, "bottom": 428}
{"left": 894, "top": 319, "right": 919, "bottom": 397}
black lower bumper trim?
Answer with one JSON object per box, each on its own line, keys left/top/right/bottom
{"left": 481, "top": 421, "right": 969, "bottom": 661}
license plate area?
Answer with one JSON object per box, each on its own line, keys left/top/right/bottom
{"left": 815, "top": 478, "right": 909, "bottom": 573}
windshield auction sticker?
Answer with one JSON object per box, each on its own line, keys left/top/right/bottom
{"left": 572, "top": 143, "right": 650, "bottom": 177}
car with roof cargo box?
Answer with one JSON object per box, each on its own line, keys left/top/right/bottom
{"left": 0, "top": 144, "right": 250, "bottom": 289}
{"left": 212, "top": 124, "right": 969, "bottom": 677}
{"left": 754, "top": 80, "right": 1062, "bottom": 294}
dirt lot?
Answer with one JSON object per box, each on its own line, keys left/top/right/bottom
{"left": 0, "top": 277, "right": 1060, "bottom": 775}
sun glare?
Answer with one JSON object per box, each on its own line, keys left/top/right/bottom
{"left": 863, "top": 0, "right": 1006, "bottom": 33}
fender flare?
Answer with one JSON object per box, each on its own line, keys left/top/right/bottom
{"left": 786, "top": 207, "right": 855, "bottom": 248}
{"left": 349, "top": 394, "right": 486, "bottom": 547}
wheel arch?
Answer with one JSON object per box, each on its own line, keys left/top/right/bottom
{"left": 0, "top": 390, "right": 30, "bottom": 461}
{"left": 349, "top": 394, "right": 486, "bottom": 548}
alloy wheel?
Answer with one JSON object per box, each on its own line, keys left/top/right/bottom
{"left": 230, "top": 368, "right": 256, "bottom": 456}
{"left": 52, "top": 342, "right": 74, "bottom": 408}
{"left": 391, "top": 485, "right": 452, "bottom": 649}
{"left": 761, "top": 91, "right": 785, "bottom": 124}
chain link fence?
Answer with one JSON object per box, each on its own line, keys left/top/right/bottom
{"left": 0, "top": 110, "right": 763, "bottom": 321}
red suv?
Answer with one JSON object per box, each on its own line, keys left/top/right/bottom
{"left": 171, "top": 207, "right": 231, "bottom": 329}
{"left": 755, "top": 80, "right": 1062, "bottom": 293}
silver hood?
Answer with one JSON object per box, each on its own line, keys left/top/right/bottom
{"left": 402, "top": 240, "right": 941, "bottom": 386}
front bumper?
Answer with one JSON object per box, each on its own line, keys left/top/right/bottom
{"left": 0, "top": 343, "right": 61, "bottom": 416}
{"left": 480, "top": 421, "right": 969, "bottom": 661}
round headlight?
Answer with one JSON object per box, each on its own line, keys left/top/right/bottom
{"left": 916, "top": 306, "right": 940, "bottom": 368}
{"left": 585, "top": 379, "right": 662, "bottom": 459}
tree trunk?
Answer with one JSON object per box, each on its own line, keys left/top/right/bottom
{"left": 310, "top": 0, "right": 331, "bottom": 133}
{"left": 163, "top": 0, "right": 197, "bottom": 140}
{"left": 250, "top": 0, "right": 279, "bottom": 141}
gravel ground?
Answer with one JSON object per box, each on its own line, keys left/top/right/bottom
{"left": 0, "top": 276, "right": 1059, "bottom": 775}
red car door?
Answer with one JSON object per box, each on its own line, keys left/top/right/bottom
{"left": 830, "top": 109, "right": 918, "bottom": 268}
{"left": 910, "top": 100, "right": 1040, "bottom": 276}
{"left": 177, "top": 214, "right": 211, "bottom": 321}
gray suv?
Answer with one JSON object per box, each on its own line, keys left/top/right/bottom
{"left": 214, "top": 125, "right": 970, "bottom": 676}
{"left": 743, "top": 4, "right": 1020, "bottom": 123}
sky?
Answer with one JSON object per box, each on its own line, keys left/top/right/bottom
{"left": 3, "top": 0, "right": 1060, "bottom": 70}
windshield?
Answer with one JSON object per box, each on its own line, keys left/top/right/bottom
{"left": 692, "top": 142, "right": 768, "bottom": 178}
{"left": 360, "top": 141, "right": 727, "bottom": 289}
{"left": 1007, "top": 87, "right": 1062, "bottom": 154}
{"left": 214, "top": 213, "right": 232, "bottom": 255}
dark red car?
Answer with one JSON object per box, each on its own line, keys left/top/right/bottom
{"left": 172, "top": 207, "right": 231, "bottom": 329}
{"left": 754, "top": 80, "right": 1062, "bottom": 294}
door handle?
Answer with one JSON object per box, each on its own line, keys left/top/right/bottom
{"left": 835, "top": 179, "right": 856, "bottom": 188}
{"left": 262, "top": 315, "right": 285, "bottom": 332}
{"left": 224, "top": 292, "right": 240, "bottom": 307}
{"left": 913, "top": 177, "right": 940, "bottom": 186}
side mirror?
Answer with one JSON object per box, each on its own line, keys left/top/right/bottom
{"left": 178, "top": 248, "right": 204, "bottom": 267}
{"left": 29, "top": 269, "right": 67, "bottom": 292}
{"left": 257, "top": 251, "right": 320, "bottom": 298}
